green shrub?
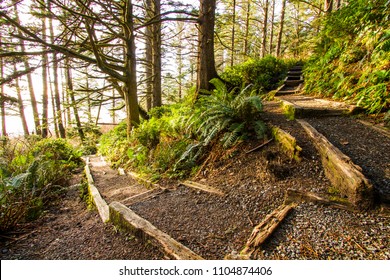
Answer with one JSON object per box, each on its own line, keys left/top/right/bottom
{"left": 220, "top": 56, "right": 291, "bottom": 92}
{"left": 0, "top": 138, "right": 82, "bottom": 232}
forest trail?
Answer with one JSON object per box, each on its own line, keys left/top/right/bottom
{"left": 2, "top": 66, "right": 390, "bottom": 260}
{"left": 81, "top": 76, "right": 390, "bottom": 260}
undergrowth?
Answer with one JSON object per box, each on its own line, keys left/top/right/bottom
{"left": 0, "top": 137, "right": 82, "bottom": 232}
{"left": 303, "top": 0, "right": 390, "bottom": 117}
{"left": 98, "top": 56, "right": 293, "bottom": 181}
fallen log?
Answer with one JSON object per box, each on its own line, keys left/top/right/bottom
{"left": 109, "top": 201, "right": 203, "bottom": 260}
{"left": 180, "top": 181, "right": 225, "bottom": 196}
{"left": 84, "top": 163, "right": 110, "bottom": 223}
{"left": 241, "top": 203, "right": 296, "bottom": 256}
{"left": 297, "top": 119, "right": 374, "bottom": 210}
{"left": 270, "top": 126, "right": 302, "bottom": 162}
{"left": 284, "top": 189, "right": 353, "bottom": 211}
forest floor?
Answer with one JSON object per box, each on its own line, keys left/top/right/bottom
{"left": 1, "top": 105, "right": 389, "bottom": 260}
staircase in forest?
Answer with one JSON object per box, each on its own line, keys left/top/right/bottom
{"left": 82, "top": 65, "right": 390, "bottom": 260}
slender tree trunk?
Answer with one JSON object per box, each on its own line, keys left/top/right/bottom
{"left": 41, "top": 12, "right": 49, "bottom": 138}
{"left": 152, "top": 0, "right": 162, "bottom": 108}
{"left": 276, "top": 0, "right": 286, "bottom": 57}
{"left": 335, "top": 0, "right": 341, "bottom": 9}
{"left": 244, "top": 0, "right": 251, "bottom": 57}
{"left": 0, "top": 36, "right": 6, "bottom": 136}
{"left": 261, "top": 0, "right": 269, "bottom": 57}
{"left": 145, "top": 0, "right": 153, "bottom": 111}
{"left": 176, "top": 21, "right": 184, "bottom": 99}
{"left": 196, "top": 0, "right": 218, "bottom": 94}
{"left": 48, "top": 0, "right": 66, "bottom": 138}
{"left": 14, "top": 66, "right": 29, "bottom": 136}
{"left": 269, "top": 0, "right": 275, "bottom": 54}
{"left": 13, "top": 1, "right": 41, "bottom": 135}
{"left": 325, "top": 0, "right": 333, "bottom": 14}
{"left": 65, "top": 60, "right": 85, "bottom": 141}
{"left": 230, "top": 0, "right": 236, "bottom": 67}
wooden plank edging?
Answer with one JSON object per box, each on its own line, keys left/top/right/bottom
{"left": 109, "top": 201, "right": 204, "bottom": 260}
{"left": 297, "top": 119, "right": 374, "bottom": 210}
{"left": 84, "top": 162, "right": 110, "bottom": 223}
{"left": 180, "top": 181, "right": 225, "bottom": 196}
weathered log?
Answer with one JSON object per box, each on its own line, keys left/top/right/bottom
{"left": 180, "top": 180, "right": 225, "bottom": 196}
{"left": 270, "top": 125, "right": 302, "bottom": 162}
{"left": 358, "top": 120, "right": 390, "bottom": 139}
{"left": 297, "top": 119, "right": 374, "bottom": 210}
{"left": 285, "top": 189, "right": 353, "bottom": 211}
{"left": 241, "top": 203, "right": 295, "bottom": 256}
{"left": 84, "top": 164, "right": 110, "bottom": 223}
{"left": 120, "top": 188, "right": 167, "bottom": 206}
{"left": 109, "top": 201, "right": 203, "bottom": 260}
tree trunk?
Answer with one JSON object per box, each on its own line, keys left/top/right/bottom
{"left": 123, "top": 0, "right": 140, "bottom": 137}
{"left": 276, "top": 0, "right": 286, "bottom": 57}
{"left": 335, "top": 0, "right": 341, "bottom": 9}
{"left": 41, "top": 11, "right": 49, "bottom": 138}
{"left": 14, "top": 65, "right": 29, "bottom": 136}
{"left": 13, "top": 1, "right": 41, "bottom": 135}
{"left": 325, "top": 0, "right": 333, "bottom": 14}
{"left": 48, "top": 0, "right": 66, "bottom": 138}
{"left": 65, "top": 60, "right": 85, "bottom": 142}
{"left": 269, "top": 0, "right": 275, "bottom": 55}
{"left": 230, "top": 0, "right": 236, "bottom": 67}
{"left": 261, "top": 0, "right": 269, "bottom": 57}
{"left": 196, "top": 0, "right": 218, "bottom": 94}
{"left": 152, "top": 0, "right": 162, "bottom": 108}
{"left": 0, "top": 37, "right": 6, "bottom": 136}
{"left": 244, "top": 0, "right": 251, "bottom": 57}
{"left": 145, "top": 0, "right": 153, "bottom": 111}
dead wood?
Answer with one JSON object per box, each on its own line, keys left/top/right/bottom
{"left": 284, "top": 189, "right": 353, "bottom": 211}
{"left": 297, "top": 119, "right": 374, "bottom": 210}
{"left": 180, "top": 181, "right": 225, "bottom": 196}
{"left": 120, "top": 188, "right": 167, "bottom": 206}
{"left": 245, "top": 138, "right": 274, "bottom": 154}
{"left": 241, "top": 203, "right": 295, "bottom": 256}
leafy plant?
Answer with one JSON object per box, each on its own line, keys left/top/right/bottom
{"left": 0, "top": 138, "right": 82, "bottom": 232}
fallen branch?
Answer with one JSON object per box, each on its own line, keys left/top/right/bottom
{"left": 245, "top": 138, "right": 274, "bottom": 154}
{"left": 241, "top": 203, "right": 296, "bottom": 257}
{"left": 120, "top": 188, "right": 167, "bottom": 206}
{"left": 180, "top": 181, "right": 225, "bottom": 196}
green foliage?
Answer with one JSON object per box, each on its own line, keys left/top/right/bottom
{"left": 220, "top": 56, "right": 292, "bottom": 92}
{"left": 0, "top": 137, "right": 82, "bottom": 232}
{"left": 304, "top": 0, "right": 390, "bottom": 115}
{"left": 191, "top": 79, "right": 266, "bottom": 148}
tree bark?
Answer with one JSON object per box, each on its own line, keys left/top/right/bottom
{"left": 261, "top": 0, "right": 269, "bottom": 57}
{"left": 123, "top": 0, "right": 140, "bottom": 136}
{"left": 48, "top": 0, "right": 66, "bottom": 138}
{"left": 230, "top": 0, "right": 236, "bottom": 67}
{"left": 269, "top": 0, "right": 275, "bottom": 54}
{"left": 13, "top": 1, "right": 41, "bottom": 135}
{"left": 41, "top": 10, "right": 49, "bottom": 138}
{"left": 324, "top": 0, "right": 333, "bottom": 14}
{"left": 152, "top": 0, "right": 162, "bottom": 108}
{"left": 145, "top": 0, "right": 153, "bottom": 111}
{"left": 244, "top": 0, "right": 251, "bottom": 57}
{"left": 196, "top": 0, "right": 218, "bottom": 94}
{"left": 14, "top": 65, "right": 29, "bottom": 136}
{"left": 276, "top": 0, "right": 286, "bottom": 57}
{"left": 0, "top": 35, "right": 6, "bottom": 136}
{"left": 65, "top": 60, "right": 85, "bottom": 142}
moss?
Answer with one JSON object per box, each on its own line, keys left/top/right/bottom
{"left": 271, "top": 126, "right": 302, "bottom": 162}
